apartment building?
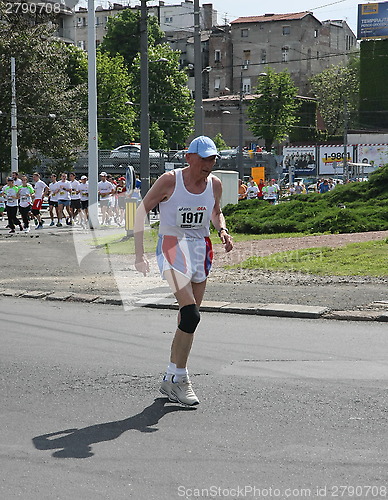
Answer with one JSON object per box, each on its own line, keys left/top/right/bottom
{"left": 225, "top": 12, "right": 356, "bottom": 96}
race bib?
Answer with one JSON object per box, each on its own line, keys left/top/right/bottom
{"left": 81, "top": 191, "right": 88, "bottom": 197}
{"left": 176, "top": 206, "right": 208, "bottom": 229}
{"left": 21, "top": 196, "right": 28, "bottom": 202}
{"left": 7, "top": 196, "right": 14, "bottom": 202}
{"left": 60, "top": 190, "right": 65, "bottom": 196}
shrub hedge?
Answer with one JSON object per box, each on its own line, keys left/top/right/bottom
{"left": 223, "top": 165, "right": 388, "bottom": 234}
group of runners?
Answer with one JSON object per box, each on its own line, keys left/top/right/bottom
{"left": 0, "top": 171, "right": 139, "bottom": 232}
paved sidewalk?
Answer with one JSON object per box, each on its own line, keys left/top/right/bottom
{"left": 0, "top": 223, "right": 387, "bottom": 322}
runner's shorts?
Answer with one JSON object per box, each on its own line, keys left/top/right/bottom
{"left": 156, "top": 235, "right": 213, "bottom": 283}
{"left": 32, "top": 199, "right": 43, "bottom": 211}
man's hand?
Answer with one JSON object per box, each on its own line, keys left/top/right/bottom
{"left": 220, "top": 231, "right": 233, "bottom": 253}
{"left": 135, "top": 255, "right": 150, "bottom": 276}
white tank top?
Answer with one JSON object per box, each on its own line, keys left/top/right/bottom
{"left": 159, "top": 168, "right": 215, "bottom": 239}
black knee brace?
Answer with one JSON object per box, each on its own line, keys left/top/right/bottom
{"left": 178, "top": 304, "right": 200, "bottom": 334}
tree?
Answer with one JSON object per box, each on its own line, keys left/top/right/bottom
{"left": 100, "top": 10, "right": 194, "bottom": 149}
{"left": 213, "top": 133, "right": 228, "bottom": 150}
{"left": 309, "top": 61, "right": 359, "bottom": 137}
{"left": 96, "top": 51, "right": 136, "bottom": 149}
{"left": 99, "top": 8, "right": 164, "bottom": 69}
{"left": 0, "top": 13, "right": 87, "bottom": 172}
{"left": 129, "top": 45, "right": 194, "bottom": 149}
{"left": 247, "top": 67, "right": 301, "bottom": 151}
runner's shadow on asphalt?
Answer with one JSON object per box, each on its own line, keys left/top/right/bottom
{"left": 32, "top": 397, "right": 192, "bottom": 459}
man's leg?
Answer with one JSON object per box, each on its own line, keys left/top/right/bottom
{"left": 160, "top": 269, "right": 206, "bottom": 406}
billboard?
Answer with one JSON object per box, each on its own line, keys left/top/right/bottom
{"left": 358, "top": 2, "right": 388, "bottom": 40}
{"left": 357, "top": 144, "right": 388, "bottom": 168}
{"left": 318, "top": 146, "right": 354, "bottom": 175}
{"left": 282, "top": 147, "right": 317, "bottom": 177}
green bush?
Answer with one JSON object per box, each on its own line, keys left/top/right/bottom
{"left": 224, "top": 165, "right": 388, "bottom": 235}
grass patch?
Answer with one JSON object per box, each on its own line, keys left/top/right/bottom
{"left": 89, "top": 228, "right": 159, "bottom": 255}
{"left": 231, "top": 239, "right": 388, "bottom": 277}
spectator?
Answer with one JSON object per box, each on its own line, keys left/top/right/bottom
{"left": 116, "top": 176, "right": 126, "bottom": 226}
{"left": 319, "top": 179, "right": 330, "bottom": 193}
{"left": 0, "top": 185, "right": 5, "bottom": 221}
{"left": 289, "top": 183, "right": 296, "bottom": 196}
{"left": 294, "top": 181, "right": 304, "bottom": 195}
{"left": 238, "top": 179, "right": 247, "bottom": 201}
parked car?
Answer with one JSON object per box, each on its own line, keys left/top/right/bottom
{"left": 110, "top": 143, "right": 166, "bottom": 170}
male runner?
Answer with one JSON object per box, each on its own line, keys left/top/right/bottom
{"left": 69, "top": 172, "right": 81, "bottom": 225}
{"left": 48, "top": 174, "right": 59, "bottom": 226}
{"left": 78, "top": 175, "right": 89, "bottom": 227}
{"left": 17, "top": 175, "right": 35, "bottom": 232}
{"left": 134, "top": 136, "right": 233, "bottom": 406}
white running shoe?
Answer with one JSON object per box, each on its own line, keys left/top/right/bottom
{"left": 169, "top": 375, "right": 199, "bottom": 406}
{"left": 159, "top": 373, "right": 176, "bottom": 401}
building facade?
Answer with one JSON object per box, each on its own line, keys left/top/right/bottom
{"left": 225, "top": 12, "right": 356, "bottom": 96}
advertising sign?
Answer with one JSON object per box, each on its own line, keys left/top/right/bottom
{"left": 282, "top": 147, "right": 317, "bottom": 176}
{"left": 319, "top": 146, "right": 353, "bottom": 175}
{"left": 357, "top": 144, "right": 388, "bottom": 168}
{"left": 357, "top": 2, "right": 388, "bottom": 40}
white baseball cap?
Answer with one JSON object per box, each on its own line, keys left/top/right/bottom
{"left": 100, "top": 172, "right": 108, "bottom": 176}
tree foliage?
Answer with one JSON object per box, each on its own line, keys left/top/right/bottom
{"left": 309, "top": 61, "right": 359, "bottom": 137}
{"left": 100, "top": 10, "right": 194, "bottom": 149}
{"left": 99, "top": 8, "right": 164, "bottom": 69}
{"left": 247, "top": 67, "right": 300, "bottom": 151}
{"left": 129, "top": 45, "right": 194, "bottom": 149}
{"left": 0, "top": 10, "right": 87, "bottom": 172}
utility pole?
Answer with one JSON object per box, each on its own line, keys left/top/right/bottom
{"left": 140, "top": 0, "right": 150, "bottom": 198}
{"left": 87, "top": 0, "right": 99, "bottom": 228}
{"left": 193, "top": 0, "right": 203, "bottom": 136}
{"left": 10, "top": 57, "right": 18, "bottom": 173}
{"left": 343, "top": 99, "right": 348, "bottom": 183}
{"left": 237, "top": 68, "right": 244, "bottom": 181}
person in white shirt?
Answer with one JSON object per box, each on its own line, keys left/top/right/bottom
{"left": 17, "top": 175, "right": 35, "bottom": 232}
{"left": 55, "top": 172, "right": 72, "bottom": 227}
{"left": 78, "top": 175, "right": 89, "bottom": 227}
{"left": 98, "top": 172, "right": 115, "bottom": 225}
{"left": 69, "top": 172, "right": 81, "bottom": 225}
{"left": 48, "top": 173, "right": 60, "bottom": 226}
{"left": 246, "top": 180, "right": 259, "bottom": 199}
{"left": 3, "top": 177, "right": 23, "bottom": 233}
{"left": 12, "top": 171, "right": 22, "bottom": 186}
{"left": 31, "top": 172, "right": 49, "bottom": 229}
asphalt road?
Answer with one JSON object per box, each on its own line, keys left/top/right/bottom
{"left": 1, "top": 297, "right": 387, "bottom": 499}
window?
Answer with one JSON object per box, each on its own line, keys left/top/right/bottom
{"left": 243, "top": 49, "right": 250, "bottom": 68}
{"left": 316, "top": 51, "right": 319, "bottom": 60}
{"left": 261, "top": 49, "right": 267, "bottom": 64}
{"left": 307, "top": 48, "right": 311, "bottom": 71}
{"left": 214, "top": 77, "right": 221, "bottom": 90}
{"left": 282, "top": 46, "right": 289, "bottom": 62}
{"left": 282, "top": 26, "right": 290, "bottom": 35}
{"left": 241, "top": 29, "right": 249, "bottom": 38}
{"left": 77, "top": 40, "right": 86, "bottom": 50}
{"left": 77, "top": 17, "right": 87, "bottom": 27}
{"left": 314, "top": 29, "right": 319, "bottom": 38}
{"left": 95, "top": 16, "right": 100, "bottom": 26}
{"left": 242, "top": 77, "right": 251, "bottom": 93}
{"left": 214, "top": 50, "right": 221, "bottom": 63}
{"left": 165, "top": 16, "right": 173, "bottom": 23}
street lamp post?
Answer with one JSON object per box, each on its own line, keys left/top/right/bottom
{"left": 10, "top": 57, "right": 18, "bottom": 173}
{"left": 140, "top": 0, "right": 150, "bottom": 199}
{"left": 237, "top": 68, "right": 245, "bottom": 181}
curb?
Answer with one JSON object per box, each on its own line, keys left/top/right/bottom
{"left": 0, "top": 288, "right": 387, "bottom": 322}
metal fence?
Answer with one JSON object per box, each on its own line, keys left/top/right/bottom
{"left": 37, "top": 149, "right": 280, "bottom": 180}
